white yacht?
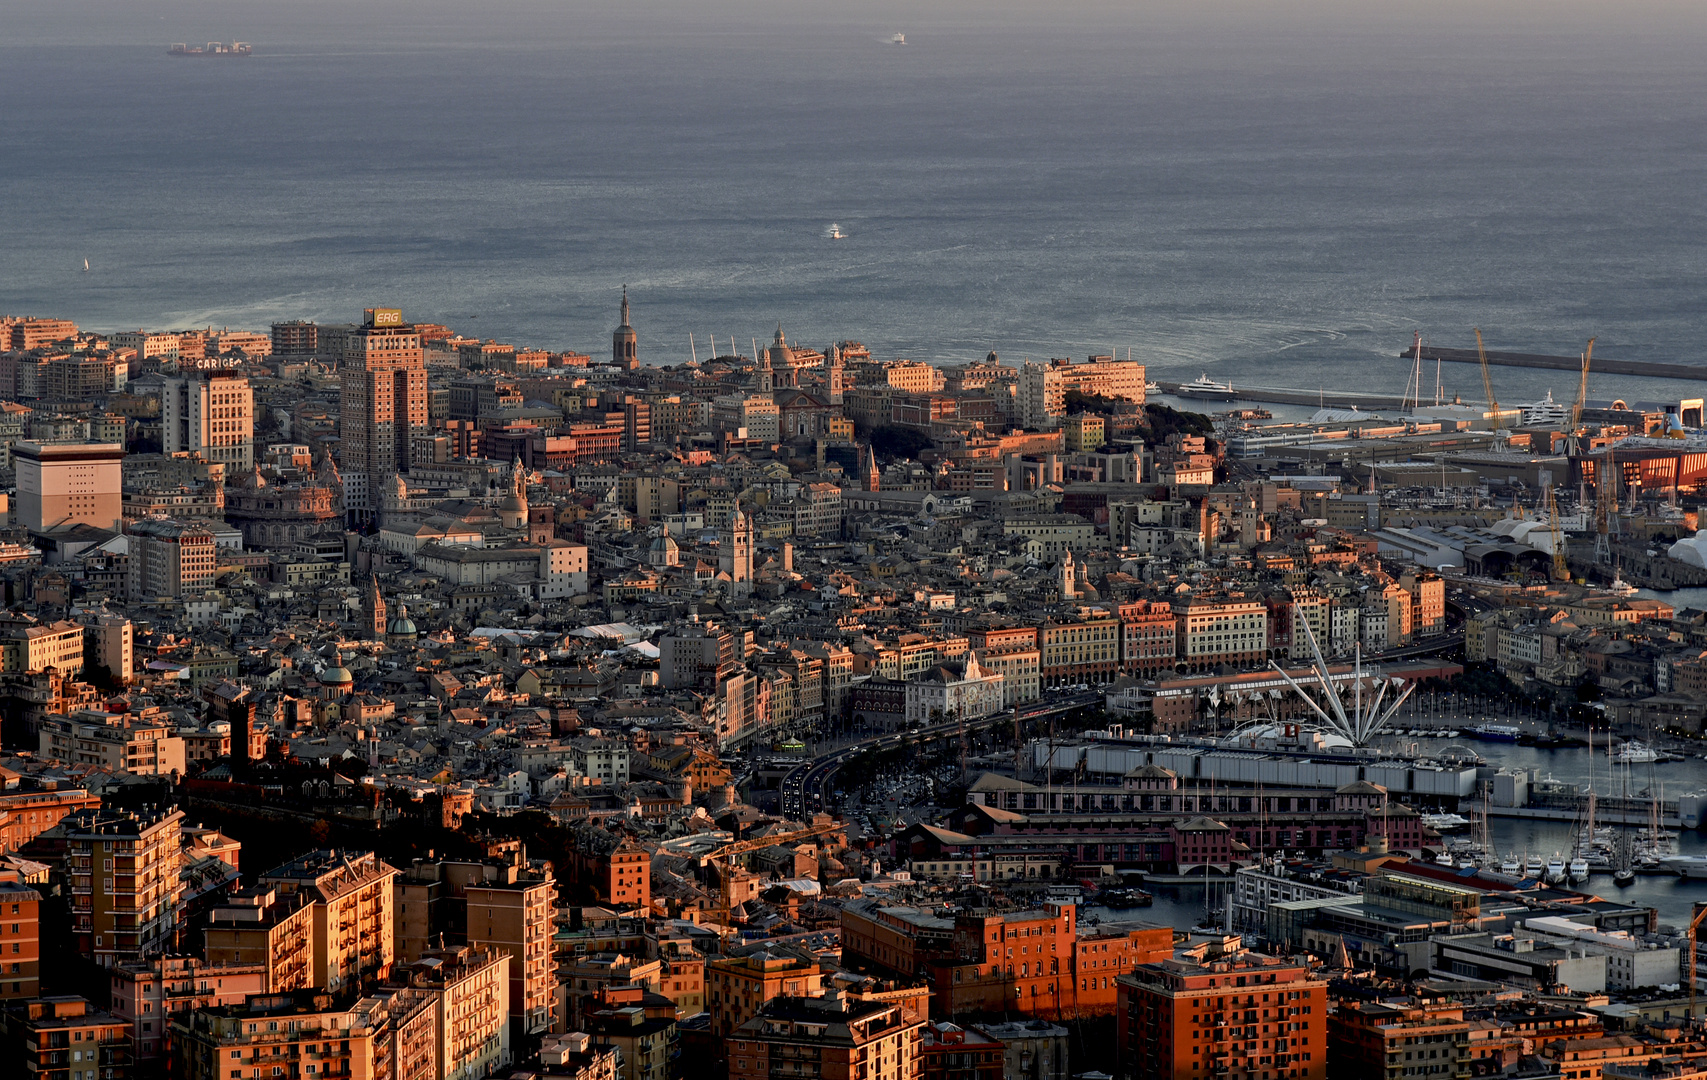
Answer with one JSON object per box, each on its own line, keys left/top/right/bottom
{"left": 1177, "top": 374, "right": 1238, "bottom": 401}
{"left": 1525, "top": 854, "right": 1546, "bottom": 878}
{"left": 1661, "top": 855, "right": 1707, "bottom": 879}
{"left": 890, "top": 33, "right": 906, "bottom": 45}
{"left": 1606, "top": 569, "right": 1638, "bottom": 597}
{"left": 1421, "top": 813, "right": 1471, "bottom": 832}
{"left": 828, "top": 224, "right": 846, "bottom": 240}
{"left": 1544, "top": 856, "right": 1567, "bottom": 884}
{"left": 1567, "top": 856, "right": 1590, "bottom": 883}
{"left": 1519, "top": 390, "right": 1572, "bottom": 427}
{"left": 1615, "top": 740, "right": 1662, "bottom": 764}
{"left": 1500, "top": 855, "right": 1522, "bottom": 876}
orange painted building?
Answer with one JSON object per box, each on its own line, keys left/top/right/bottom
{"left": 928, "top": 903, "right": 1173, "bottom": 1019}
{"left": 707, "top": 952, "right": 823, "bottom": 1038}
{"left": 1115, "top": 938, "right": 1328, "bottom": 1080}
{"left": 604, "top": 841, "right": 650, "bottom": 910}
{"left": 0, "top": 873, "right": 42, "bottom": 1001}
{"left": 0, "top": 787, "right": 102, "bottom": 854}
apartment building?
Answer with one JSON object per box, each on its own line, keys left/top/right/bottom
{"left": 1115, "top": 938, "right": 1329, "bottom": 1080}
{"left": 82, "top": 609, "right": 135, "bottom": 684}
{"left": 0, "top": 995, "right": 131, "bottom": 1080}
{"left": 0, "top": 617, "right": 87, "bottom": 676}
{"left": 466, "top": 878, "right": 558, "bottom": 1036}
{"left": 1118, "top": 599, "right": 1178, "bottom": 674}
{"left": 127, "top": 518, "right": 217, "bottom": 600}
{"left": 1018, "top": 355, "right": 1145, "bottom": 429}
{"left": 868, "top": 359, "right": 945, "bottom": 393}
{"left": 63, "top": 806, "right": 186, "bottom": 968}
{"left": 170, "top": 991, "right": 378, "bottom": 1080}
{"left": 728, "top": 995, "right": 923, "bottom": 1080}
{"left": 972, "top": 644, "right": 1041, "bottom": 706}
{"left": 1174, "top": 596, "right": 1269, "bottom": 671}
{"left": 8, "top": 317, "right": 79, "bottom": 350}
{"left": 0, "top": 872, "right": 42, "bottom": 1001}
{"left": 161, "top": 372, "right": 255, "bottom": 470}
{"left": 204, "top": 888, "right": 315, "bottom": 993}
{"left": 389, "top": 948, "right": 512, "bottom": 1080}
{"left": 38, "top": 713, "right": 187, "bottom": 776}
{"left": 108, "top": 956, "right": 267, "bottom": 1066}
{"left": 0, "top": 787, "right": 103, "bottom": 855}
{"left": 1328, "top": 1000, "right": 1472, "bottom": 1080}
{"left": 1040, "top": 609, "right": 1120, "bottom": 687}
{"left": 706, "top": 953, "right": 824, "bottom": 1038}
{"left": 258, "top": 850, "right": 399, "bottom": 993}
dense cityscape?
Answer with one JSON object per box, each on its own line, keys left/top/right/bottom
{"left": 1, "top": 299, "right": 1707, "bottom": 1080}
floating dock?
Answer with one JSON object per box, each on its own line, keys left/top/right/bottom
{"left": 1404, "top": 345, "right": 1707, "bottom": 383}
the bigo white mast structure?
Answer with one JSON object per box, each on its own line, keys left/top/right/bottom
{"left": 1269, "top": 618, "right": 1413, "bottom": 747}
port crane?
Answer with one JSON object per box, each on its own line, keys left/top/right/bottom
{"left": 1689, "top": 901, "right": 1707, "bottom": 1024}
{"left": 1474, "top": 328, "right": 1502, "bottom": 430}
{"left": 1569, "top": 338, "right": 1596, "bottom": 433}
{"left": 696, "top": 820, "right": 845, "bottom": 930}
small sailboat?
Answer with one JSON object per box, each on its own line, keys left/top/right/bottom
{"left": 83, "top": 258, "right": 90, "bottom": 272}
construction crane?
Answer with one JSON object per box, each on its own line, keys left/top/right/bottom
{"left": 697, "top": 820, "right": 845, "bottom": 930}
{"left": 1474, "top": 328, "right": 1502, "bottom": 430}
{"left": 1546, "top": 485, "right": 1568, "bottom": 582}
{"left": 1689, "top": 901, "right": 1707, "bottom": 1024}
{"left": 1569, "top": 337, "right": 1596, "bottom": 433}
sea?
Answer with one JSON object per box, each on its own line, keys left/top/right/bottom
{"left": 5, "top": 1, "right": 1707, "bottom": 412}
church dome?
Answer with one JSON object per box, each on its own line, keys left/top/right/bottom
{"left": 322, "top": 662, "right": 353, "bottom": 686}
{"left": 388, "top": 613, "right": 419, "bottom": 638}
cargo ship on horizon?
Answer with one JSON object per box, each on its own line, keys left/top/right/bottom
{"left": 169, "top": 42, "right": 252, "bottom": 57}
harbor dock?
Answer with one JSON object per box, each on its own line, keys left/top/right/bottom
{"left": 1156, "top": 381, "right": 1412, "bottom": 410}
{"left": 1403, "top": 344, "right": 1707, "bottom": 383}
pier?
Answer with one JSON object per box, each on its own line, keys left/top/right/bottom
{"left": 1485, "top": 805, "right": 1682, "bottom": 829}
{"left": 1403, "top": 345, "right": 1707, "bottom": 384}
{"left": 1155, "top": 381, "right": 1412, "bottom": 410}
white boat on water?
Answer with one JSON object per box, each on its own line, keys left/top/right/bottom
{"left": 890, "top": 33, "right": 906, "bottom": 45}
{"left": 1567, "top": 856, "right": 1590, "bottom": 883}
{"left": 1615, "top": 740, "right": 1663, "bottom": 764}
{"left": 1661, "top": 855, "right": 1707, "bottom": 879}
{"left": 1545, "top": 856, "right": 1567, "bottom": 884}
{"left": 1177, "top": 374, "right": 1237, "bottom": 401}
{"left": 1500, "top": 856, "right": 1522, "bottom": 876}
{"left": 1421, "top": 813, "right": 1472, "bottom": 832}
{"left": 828, "top": 224, "right": 846, "bottom": 240}
{"left": 1525, "top": 854, "right": 1545, "bottom": 877}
